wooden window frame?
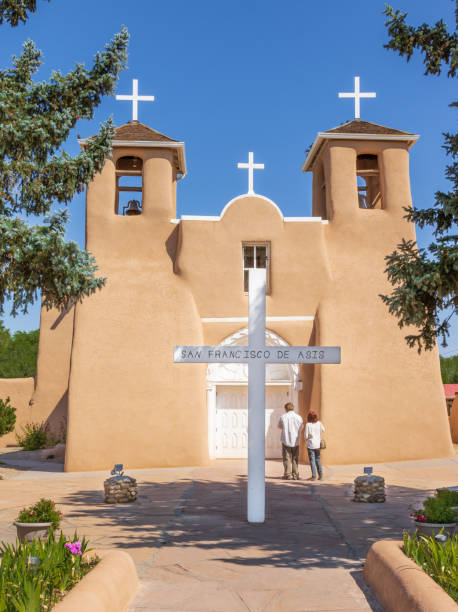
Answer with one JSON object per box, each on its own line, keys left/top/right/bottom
{"left": 242, "top": 242, "right": 271, "bottom": 294}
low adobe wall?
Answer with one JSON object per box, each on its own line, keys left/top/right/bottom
{"left": 0, "top": 378, "right": 34, "bottom": 446}
{"left": 449, "top": 394, "right": 458, "bottom": 443}
{"left": 52, "top": 549, "right": 138, "bottom": 612}
{"left": 364, "top": 540, "right": 456, "bottom": 611}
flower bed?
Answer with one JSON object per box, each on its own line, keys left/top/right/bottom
{"left": 0, "top": 532, "right": 98, "bottom": 611}
{"left": 403, "top": 531, "right": 457, "bottom": 601}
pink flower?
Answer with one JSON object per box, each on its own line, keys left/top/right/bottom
{"left": 65, "top": 540, "right": 82, "bottom": 556}
{"left": 29, "top": 511, "right": 34, "bottom": 515}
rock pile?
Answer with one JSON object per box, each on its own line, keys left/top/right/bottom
{"left": 353, "top": 474, "right": 385, "bottom": 503}
{"left": 104, "top": 474, "right": 137, "bottom": 503}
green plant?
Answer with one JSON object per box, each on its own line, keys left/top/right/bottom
{"left": 411, "top": 494, "right": 458, "bottom": 524}
{"left": 16, "top": 498, "right": 62, "bottom": 529}
{"left": 0, "top": 531, "right": 98, "bottom": 611}
{"left": 437, "top": 489, "right": 458, "bottom": 508}
{"left": 16, "top": 422, "right": 48, "bottom": 450}
{"left": 0, "top": 396, "right": 16, "bottom": 436}
{"left": 403, "top": 531, "right": 458, "bottom": 601}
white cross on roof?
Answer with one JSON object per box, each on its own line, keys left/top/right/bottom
{"left": 116, "top": 79, "right": 155, "bottom": 122}
{"left": 338, "top": 76, "right": 376, "bottom": 119}
{"left": 237, "top": 152, "right": 264, "bottom": 195}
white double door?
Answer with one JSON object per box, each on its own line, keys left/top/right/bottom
{"left": 215, "top": 385, "right": 291, "bottom": 459}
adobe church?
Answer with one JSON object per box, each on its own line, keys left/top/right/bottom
{"left": 1, "top": 90, "right": 454, "bottom": 471}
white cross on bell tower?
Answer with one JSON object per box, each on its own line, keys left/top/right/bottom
{"left": 237, "top": 152, "right": 264, "bottom": 195}
{"left": 338, "top": 76, "right": 376, "bottom": 119}
{"left": 116, "top": 78, "right": 155, "bottom": 122}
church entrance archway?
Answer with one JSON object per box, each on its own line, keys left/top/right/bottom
{"left": 206, "top": 329, "right": 300, "bottom": 459}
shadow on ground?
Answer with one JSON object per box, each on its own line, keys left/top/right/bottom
{"left": 62, "top": 474, "right": 431, "bottom": 571}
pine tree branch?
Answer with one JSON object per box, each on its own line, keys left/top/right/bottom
{"left": 0, "top": 0, "right": 49, "bottom": 27}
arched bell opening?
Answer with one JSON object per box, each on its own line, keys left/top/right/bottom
{"left": 115, "top": 156, "right": 143, "bottom": 215}
{"left": 356, "top": 154, "right": 382, "bottom": 209}
{"left": 206, "top": 328, "right": 301, "bottom": 460}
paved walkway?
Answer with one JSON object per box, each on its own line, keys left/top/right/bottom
{"left": 0, "top": 448, "right": 457, "bottom": 611}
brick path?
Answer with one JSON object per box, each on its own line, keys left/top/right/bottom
{"left": 0, "top": 447, "right": 457, "bottom": 611}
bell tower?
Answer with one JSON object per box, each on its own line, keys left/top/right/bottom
{"left": 65, "top": 122, "right": 207, "bottom": 472}
{"left": 301, "top": 119, "right": 453, "bottom": 464}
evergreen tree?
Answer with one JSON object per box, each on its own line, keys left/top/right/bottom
{"left": 380, "top": 4, "right": 457, "bottom": 352}
{"left": 0, "top": 1, "right": 129, "bottom": 316}
{"left": 0, "top": 320, "right": 39, "bottom": 377}
{"left": 440, "top": 354, "right": 458, "bottom": 383}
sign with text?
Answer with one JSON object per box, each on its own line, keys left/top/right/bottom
{"left": 174, "top": 346, "right": 341, "bottom": 364}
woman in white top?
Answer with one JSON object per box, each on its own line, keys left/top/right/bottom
{"left": 305, "top": 411, "right": 325, "bottom": 480}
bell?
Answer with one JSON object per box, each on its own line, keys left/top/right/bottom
{"left": 124, "top": 200, "right": 142, "bottom": 216}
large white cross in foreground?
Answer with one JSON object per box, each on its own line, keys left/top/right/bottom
{"left": 174, "top": 269, "right": 341, "bottom": 523}
{"left": 116, "top": 78, "right": 155, "bottom": 121}
{"left": 238, "top": 152, "right": 264, "bottom": 195}
{"left": 338, "top": 76, "right": 376, "bottom": 119}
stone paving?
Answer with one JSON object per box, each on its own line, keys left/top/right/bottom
{"left": 0, "top": 447, "right": 457, "bottom": 611}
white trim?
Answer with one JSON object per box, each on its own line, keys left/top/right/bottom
{"left": 77, "top": 139, "right": 187, "bottom": 178}
{"left": 302, "top": 132, "right": 420, "bottom": 172}
{"left": 182, "top": 215, "right": 220, "bottom": 221}
{"left": 284, "top": 216, "right": 326, "bottom": 223}
{"left": 201, "top": 316, "right": 314, "bottom": 323}
{"left": 171, "top": 215, "right": 328, "bottom": 224}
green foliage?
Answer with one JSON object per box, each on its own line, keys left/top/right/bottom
{"left": 15, "top": 420, "right": 64, "bottom": 449}
{"left": 403, "top": 531, "right": 458, "bottom": 601}
{"left": 0, "top": 1, "right": 50, "bottom": 27}
{"left": 437, "top": 488, "right": 458, "bottom": 507}
{"left": 380, "top": 4, "right": 458, "bottom": 352}
{"left": 440, "top": 354, "right": 458, "bottom": 383}
{"left": 16, "top": 498, "right": 62, "bottom": 529}
{"left": 0, "top": 4, "right": 129, "bottom": 316}
{"left": 411, "top": 489, "right": 458, "bottom": 524}
{"left": 0, "top": 531, "right": 98, "bottom": 611}
{"left": 0, "top": 320, "right": 38, "bottom": 377}
{"left": 16, "top": 422, "right": 47, "bottom": 450}
{"left": 383, "top": 4, "right": 457, "bottom": 77}
{"left": 423, "top": 496, "right": 458, "bottom": 524}
{"left": 0, "top": 396, "right": 16, "bottom": 436}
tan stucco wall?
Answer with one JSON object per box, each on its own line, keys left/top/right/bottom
{"left": 31, "top": 305, "right": 74, "bottom": 437}
{"left": 31, "top": 131, "right": 453, "bottom": 470}
{"left": 449, "top": 394, "right": 458, "bottom": 443}
{"left": 0, "top": 378, "right": 34, "bottom": 446}
{"left": 315, "top": 140, "right": 453, "bottom": 463}
{"left": 65, "top": 149, "right": 207, "bottom": 471}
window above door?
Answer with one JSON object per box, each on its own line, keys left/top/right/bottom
{"left": 242, "top": 242, "right": 271, "bottom": 293}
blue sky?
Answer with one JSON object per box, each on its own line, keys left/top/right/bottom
{"left": 1, "top": 0, "right": 456, "bottom": 355}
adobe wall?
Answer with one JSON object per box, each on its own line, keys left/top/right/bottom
{"left": 30, "top": 305, "right": 74, "bottom": 437}
{"left": 315, "top": 140, "right": 453, "bottom": 463}
{"left": 0, "top": 378, "right": 34, "bottom": 446}
{"left": 61, "top": 133, "right": 453, "bottom": 470}
{"left": 449, "top": 394, "right": 458, "bottom": 443}
{"left": 65, "top": 149, "right": 207, "bottom": 471}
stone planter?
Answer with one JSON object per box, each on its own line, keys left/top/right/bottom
{"left": 13, "top": 521, "right": 53, "bottom": 542}
{"left": 104, "top": 475, "right": 137, "bottom": 504}
{"left": 413, "top": 520, "right": 456, "bottom": 538}
{"left": 353, "top": 474, "right": 385, "bottom": 502}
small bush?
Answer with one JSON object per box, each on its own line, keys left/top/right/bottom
{"left": 437, "top": 489, "right": 458, "bottom": 507}
{"left": 16, "top": 422, "right": 48, "bottom": 450}
{"left": 16, "top": 498, "right": 62, "bottom": 529}
{"left": 403, "top": 531, "right": 458, "bottom": 601}
{"left": 423, "top": 496, "right": 457, "bottom": 524}
{"left": 0, "top": 531, "right": 98, "bottom": 610}
{"left": 0, "top": 396, "right": 16, "bottom": 436}
{"left": 410, "top": 490, "right": 458, "bottom": 524}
